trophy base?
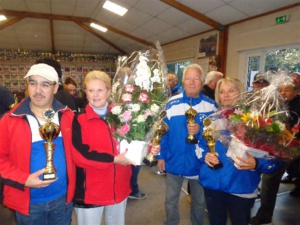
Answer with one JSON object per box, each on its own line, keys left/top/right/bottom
{"left": 42, "top": 172, "right": 57, "bottom": 181}
{"left": 143, "top": 158, "right": 158, "bottom": 167}
{"left": 209, "top": 162, "right": 223, "bottom": 170}
{"left": 186, "top": 137, "right": 198, "bottom": 144}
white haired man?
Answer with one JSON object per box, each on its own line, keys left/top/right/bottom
{"left": 201, "top": 71, "right": 223, "bottom": 100}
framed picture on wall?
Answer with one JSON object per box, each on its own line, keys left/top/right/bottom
{"left": 198, "top": 33, "right": 218, "bottom": 58}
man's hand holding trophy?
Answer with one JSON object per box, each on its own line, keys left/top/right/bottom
{"left": 185, "top": 99, "right": 199, "bottom": 144}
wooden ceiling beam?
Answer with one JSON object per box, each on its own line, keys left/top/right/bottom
{"left": 0, "top": 17, "right": 24, "bottom": 30}
{"left": 0, "top": 9, "right": 152, "bottom": 50}
{"left": 160, "top": 0, "right": 224, "bottom": 31}
{"left": 50, "top": 19, "right": 55, "bottom": 54}
{"left": 74, "top": 21, "right": 127, "bottom": 55}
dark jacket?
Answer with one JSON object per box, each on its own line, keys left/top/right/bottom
{"left": 201, "top": 84, "right": 215, "bottom": 100}
{"left": 0, "top": 85, "right": 14, "bottom": 118}
{"left": 287, "top": 94, "right": 300, "bottom": 138}
{"left": 55, "top": 85, "right": 78, "bottom": 112}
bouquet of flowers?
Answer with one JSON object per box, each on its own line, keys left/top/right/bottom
{"left": 208, "top": 71, "right": 300, "bottom": 162}
{"left": 106, "top": 42, "right": 170, "bottom": 165}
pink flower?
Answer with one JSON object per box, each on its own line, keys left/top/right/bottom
{"left": 124, "top": 85, "right": 135, "bottom": 93}
{"left": 122, "top": 93, "right": 132, "bottom": 103}
{"left": 119, "top": 124, "right": 130, "bottom": 135}
{"left": 122, "top": 110, "right": 132, "bottom": 122}
{"left": 138, "top": 92, "right": 149, "bottom": 103}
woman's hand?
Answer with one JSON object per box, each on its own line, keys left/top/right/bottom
{"left": 235, "top": 152, "right": 256, "bottom": 170}
{"left": 114, "top": 151, "right": 136, "bottom": 166}
{"left": 204, "top": 152, "right": 220, "bottom": 167}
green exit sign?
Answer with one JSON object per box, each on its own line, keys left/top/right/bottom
{"left": 276, "top": 15, "right": 289, "bottom": 24}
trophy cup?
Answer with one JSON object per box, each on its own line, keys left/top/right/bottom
{"left": 185, "top": 99, "right": 198, "bottom": 144}
{"left": 39, "top": 109, "right": 61, "bottom": 180}
{"left": 202, "top": 117, "right": 223, "bottom": 170}
{"left": 143, "top": 111, "right": 169, "bottom": 167}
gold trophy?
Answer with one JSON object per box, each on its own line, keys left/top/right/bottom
{"left": 143, "top": 111, "right": 169, "bottom": 167}
{"left": 39, "top": 109, "right": 61, "bottom": 180}
{"left": 202, "top": 117, "right": 223, "bottom": 170}
{"left": 185, "top": 99, "right": 198, "bottom": 144}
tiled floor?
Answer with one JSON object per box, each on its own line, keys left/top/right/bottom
{"left": 1, "top": 166, "right": 299, "bottom": 225}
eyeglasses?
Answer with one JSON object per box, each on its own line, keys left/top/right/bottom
{"left": 28, "top": 80, "right": 56, "bottom": 89}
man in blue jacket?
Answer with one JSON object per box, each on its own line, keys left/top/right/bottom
{"left": 157, "top": 63, "right": 217, "bottom": 225}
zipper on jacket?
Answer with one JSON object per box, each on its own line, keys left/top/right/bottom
{"left": 104, "top": 119, "right": 117, "bottom": 203}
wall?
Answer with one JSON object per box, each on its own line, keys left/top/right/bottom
{"left": 0, "top": 61, "right": 115, "bottom": 93}
{"left": 162, "top": 5, "right": 300, "bottom": 85}
{"left": 226, "top": 5, "right": 300, "bottom": 82}
{"left": 162, "top": 30, "right": 219, "bottom": 72}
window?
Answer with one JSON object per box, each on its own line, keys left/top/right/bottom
{"left": 240, "top": 44, "right": 300, "bottom": 90}
{"left": 167, "top": 60, "right": 191, "bottom": 86}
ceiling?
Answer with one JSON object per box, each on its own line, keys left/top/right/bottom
{"left": 0, "top": 0, "right": 299, "bottom": 56}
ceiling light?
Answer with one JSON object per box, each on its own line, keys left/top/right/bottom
{"left": 90, "top": 23, "right": 108, "bottom": 32}
{"left": 103, "top": 0, "right": 128, "bottom": 16}
{"left": 0, "top": 15, "right": 7, "bottom": 21}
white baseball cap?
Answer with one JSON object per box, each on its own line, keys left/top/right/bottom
{"left": 24, "top": 63, "right": 59, "bottom": 83}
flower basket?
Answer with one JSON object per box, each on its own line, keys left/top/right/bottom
{"left": 208, "top": 71, "right": 300, "bottom": 162}
{"left": 106, "top": 42, "right": 170, "bottom": 165}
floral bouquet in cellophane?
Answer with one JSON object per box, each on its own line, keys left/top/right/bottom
{"left": 106, "top": 42, "right": 170, "bottom": 165}
{"left": 208, "top": 71, "right": 300, "bottom": 164}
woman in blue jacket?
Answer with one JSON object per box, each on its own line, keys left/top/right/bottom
{"left": 199, "top": 77, "right": 281, "bottom": 225}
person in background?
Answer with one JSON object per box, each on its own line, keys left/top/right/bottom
{"left": 71, "top": 70, "right": 160, "bottom": 224}
{"left": 278, "top": 80, "right": 300, "bottom": 197}
{"left": 200, "top": 77, "right": 281, "bottom": 225}
{"left": 201, "top": 70, "right": 223, "bottom": 100}
{"left": 0, "top": 63, "right": 76, "bottom": 225}
{"left": 252, "top": 72, "right": 270, "bottom": 90}
{"left": 64, "top": 77, "right": 77, "bottom": 96}
{"left": 157, "top": 64, "right": 217, "bottom": 225}
{"left": 291, "top": 72, "right": 300, "bottom": 89}
{"left": 0, "top": 83, "right": 14, "bottom": 118}
{"left": 35, "top": 58, "right": 78, "bottom": 112}
{"left": 166, "top": 73, "right": 183, "bottom": 96}
{"left": 250, "top": 74, "right": 299, "bottom": 225}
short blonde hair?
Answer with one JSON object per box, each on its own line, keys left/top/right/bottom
{"left": 182, "top": 64, "right": 204, "bottom": 83}
{"left": 84, "top": 70, "right": 111, "bottom": 90}
{"left": 215, "top": 77, "right": 244, "bottom": 106}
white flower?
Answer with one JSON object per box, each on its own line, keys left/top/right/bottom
{"left": 151, "top": 75, "right": 161, "bottom": 84}
{"left": 131, "top": 104, "right": 141, "bottom": 112}
{"left": 153, "top": 68, "right": 160, "bottom": 76}
{"left": 135, "top": 114, "right": 146, "bottom": 123}
{"left": 111, "top": 105, "right": 122, "bottom": 115}
{"left": 275, "top": 121, "right": 286, "bottom": 131}
{"left": 250, "top": 111, "right": 260, "bottom": 119}
{"left": 150, "top": 104, "right": 160, "bottom": 114}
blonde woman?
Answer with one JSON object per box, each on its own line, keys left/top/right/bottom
{"left": 71, "top": 71, "right": 132, "bottom": 225}
{"left": 199, "top": 77, "right": 281, "bottom": 225}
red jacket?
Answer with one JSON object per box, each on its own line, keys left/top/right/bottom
{"left": 0, "top": 98, "right": 76, "bottom": 215}
{"left": 72, "top": 104, "right": 131, "bottom": 206}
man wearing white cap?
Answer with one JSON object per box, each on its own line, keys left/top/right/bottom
{"left": 0, "top": 63, "right": 76, "bottom": 225}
